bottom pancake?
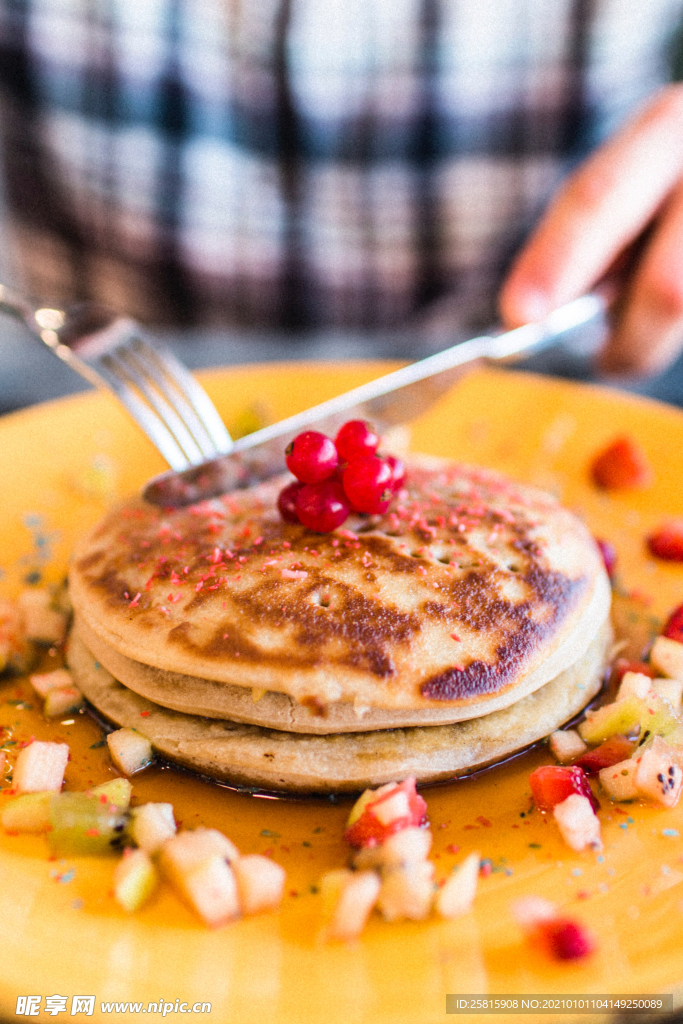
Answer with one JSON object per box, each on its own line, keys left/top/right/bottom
{"left": 66, "top": 621, "right": 610, "bottom": 793}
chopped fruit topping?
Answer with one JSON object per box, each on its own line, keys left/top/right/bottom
{"left": 90, "top": 778, "right": 133, "bottom": 810}
{"left": 353, "top": 826, "right": 432, "bottom": 870}
{"left": 285, "top": 431, "right": 339, "bottom": 484}
{"left": 113, "top": 848, "right": 158, "bottom": 912}
{"left": 29, "top": 668, "right": 74, "bottom": 698}
{"left": 591, "top": 435, "right": 653, "bottom": 490}
{"left": 47, "top": 792, "right": 127, "bottom": 856}
{"left": 233, "top": 855, "right": 286, "bottom": 915}
{"left": 650, "top": 635, "right": 683, "bottom": 681}
{"left": 578, "top": 694, "right": 644, "bottom": 745}
{"left": 648, "top": 520, "right": 683, "bottom": 561}
{"left": 435, "top": 851, "right": 480, "bottom": 920}
{"left": 663, "top": 603, "right": 683, "bottom": 643}
{"left": 539, "top": 918, "right": 596, "bottom": 961}
{"left": 159, "top": 829, "right": 241, "bottom": 927}
{"left": 634, "top": 737, "right": 683, "bottom": 807}
{"left": 44, "top": 685, "right": 84, "bottom": 719}
{"left": 574, "top": 735, "right": 635, "bottom": 774}
{"left": 295, "top": 481, "right": 351, "bottom": 533}
{"left": 652, "top": 677, "right": 683, "bottom": 711}
{"left": 129, "top": 802, "right": 176, "bottom": 854}
{"left": 552, "top": 794, "right": 601, "bottom": 851}
{"left": 377, "top": 860, "right": 435, "bottom": 922}
{"left": 616, "top": 671, "right": 653, "bottom": 702}
{"left": 342, "top": 456, "right": 394, "bottom": 514}
{"left": 613, "top": 659, "right": 654, "bottom": 685}
{"left": 599, "top": 757, "right": 639, "bottom": 801}
{"left": 549, "top": 729, "right": 587, "bottom": 764}
{"left": 344, "top": 778, "right": 428, "bottom": 848}
{"left": 17, "top": 588, "right": 68, "bottom": 645}
{"left": 277, "top": 481, "right": 304, "bottom": 524}
{"left": 528, "top": 765, "right": 598, "bottom": 813}
{"left": 13, "top": 740, "right": 69, "bottom": 794}
{"left": 1, "top": 791, "right": 52, "bottom": 833}
{"left": 595, "top": 538, "right": 617, "bottom": 578}
{"left": 0, "top": 597, "right": 33, "bottom": 675}
{"left": 334, "top": 420, "right": 380, "bottom": 462}
{"left": 106, "top": 728, "right": 154, "bottom": 776}
{"left": 320, "top": 869, "right": 381, "bottom": 941}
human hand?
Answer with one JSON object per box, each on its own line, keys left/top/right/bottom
{"left": 499, "top": 85, "right": 683, "bottom": 376}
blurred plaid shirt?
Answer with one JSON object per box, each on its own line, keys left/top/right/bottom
{"left": 0, "top": 0, "right": 681, "bottom": 337}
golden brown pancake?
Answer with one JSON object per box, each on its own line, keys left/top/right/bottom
{"left": 67, "top": 620, "right": 610, "bottom": 793}
{"left": 69, "top": 456, "right": 610, "bottom": 719}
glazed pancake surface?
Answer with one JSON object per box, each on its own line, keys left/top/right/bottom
{"left": 67, "top": 622, "right": 610, "bottom": 792}
{"left": 69, "top": 456, "right": 610, "bottom": 715}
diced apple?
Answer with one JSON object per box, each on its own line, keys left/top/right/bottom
{"left": 233, "top": 855, "right": 286, "bottom": 915}
{"left": 129, "top": 802, "right": 176, "bottom": 853}
{"left": 552, "top": 794, "right": 601, "bottom": 851}
{"left": 650, "top": 636, "right": 683, "bottom": 681}
{"left": 90, "top": 778, "right": 133, "bottom": 810}
{"left": 616, "top": 671, "right": 653, "bottom": 702}
{"left": 106, "top": 728, "right": 153, "bottom": 775}
{"left": 346, "top": 783, "right": 396, "bottom": 829}
{"left": 372, "top": 789, "right": 411, "bottom": 827}
{"left": 0, "top": 597, "right": 32, "bottom": 674}
{"left": 353, "top": 826, "right": 432, "bottom": 870}
{"left": 436, "top": 851, "right": 480, "bottom": 919}
{"left": 320, "top": 869, "right": 381, "bottom": 941}
{"left": 1, "top": 791, "right": 52, "bottom": 832}
{"left": 634, "top": 737, "right": 683, "bottom": 807}
{"left": 17, "top": 589, "right": 68, "bottom": 645}
{"left": 160, "top": 833, "right": 240, "bottom": 927}
{"left": 344, "top": 777, "right": 427, "bottom": 848}
{"left": 29, "top": 668, "right": 74, "bottom": 698}
{"left": 598, "top": 758, "right": 639, "bottom": 801}
{"left": 47, "top": 791, "right": 127, "bottom": 856}
{"left": 13, "top": 741, "right": 69, "bottom": 794}
{"left": 44, "top": 686, "right": 84, "bottom": 718}
{"left": 652, "top": 677, "right": 683, "bottom": 711}
{"left": 549, "top": 730, "right": 587, "bottom": 764}
{"left": 377, "top": 860, "right": 435, "bottom": 922}
{"left": 113, "top": 848, "right": 158, "bottom": 912}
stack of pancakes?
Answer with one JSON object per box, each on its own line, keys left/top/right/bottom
{"left": 67, "top": 455, "right": 611, "bottom": 793}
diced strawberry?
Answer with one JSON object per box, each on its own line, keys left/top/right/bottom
{"left": 591, "top": 436, "right": 653, "bottom": 490}
{"left": 663, "top": 603, "right": 683, "bottom": 643}
{"left": 344, "top": 778, "right": 428, "bottom": 848}
{"left": 574, "top": 735, "right": 635, "bottom": 774}
{"left": 529, "top": 765, "right": 598, "bottom": 813}
{"left": 648, "top": 521, "right": 683, "bottom": 562}
{"left": 539, "top": 917, "right": 596, "bottom": 961}
{"left": 595, "top": 538, "right": 617, "bottom": 579}
{"left": 612, "top": 659, "right": 655, "bottom": 685}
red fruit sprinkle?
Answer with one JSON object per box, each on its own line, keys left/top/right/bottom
{"left": 663, "top": 603, "right": 683, "bottom": 643}
{"left": 591, "top": 436, "right": 653, "bottom": 490}
{"left": 285, "top": 431, "right": 339, "bottom": 484}
{"left": 277, "top": 481, "right": 305, "bottom": 524}
{"left": 335, "top": 420, "right": 380, "bottom": 462}
{"left": 295, "top": 481, "right": 350, "bottom": 533}
{"left": 595, "top": 538, "right": 617, "bottom": 578}
{"left": 529, "top": 765, "right": 599, "bottom": 813}
{"left": 612, "top": 658, "right": 654, "bottom": 685}
{"left": 540, "top": 917, "right": 596, "bottom": 960}
{"left": 647, "top": 520, "right": 683, "bottom": 561}
{"left": 574, "top": 734, "right": 634, "bottom": 774}
{"left": 342, "top": 456, "right": 394, "bottom": 514}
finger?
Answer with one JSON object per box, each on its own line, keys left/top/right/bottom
{"left": 500, "top": 84, "right": 683, "bottom": 327}
{"left": 599, "top": 178, "right": 683, "bottom": 375}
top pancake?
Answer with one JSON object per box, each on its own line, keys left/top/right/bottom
{"left": 69, "top": 455, "right": 610, "bottom": 715}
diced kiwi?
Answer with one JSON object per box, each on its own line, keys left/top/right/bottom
{"left": 1, "top": 791, "right": 52, "bottom": 832}
{"left": 90, "top": 778, "right": 133, "bottom": 811}
{"left": 113, "top": 849, "right": 158, "bottom": 912}
{"left": 47, "top": 792, "right": 128, "bottom": 856}
{"left": 578, "top": 696, "right": 644, "bottom": 744}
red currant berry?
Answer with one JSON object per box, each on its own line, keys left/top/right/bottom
{"left": 295, "top": 481, "right": 350, "bottom": 532}
{"left": 277, "top": 481, "right": 304, "bottom": 524}
{"left": 285, "top": 431, "right": 339, "bottom": 484}
{"left": 335, "top": 420, "right": 380, "bottom": 462}
{"left": 342, "top": 456, "right": 394, "bottom": 514}
{"left": 385, "top": 455, "right": 406, "bottom": 491}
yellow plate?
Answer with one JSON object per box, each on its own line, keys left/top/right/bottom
{"left": 1, "top": 364, "right": 682, "bottom": 1024}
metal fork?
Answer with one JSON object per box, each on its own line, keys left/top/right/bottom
{"left": 0, "top": 283, "right": 233, "bottom": 470}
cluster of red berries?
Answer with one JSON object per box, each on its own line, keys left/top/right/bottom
{"left": 277, "top": 420, "right": 405, "bottom": 533}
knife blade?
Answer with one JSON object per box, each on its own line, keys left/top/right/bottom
{"left": 143, "top": 293, "right": 605, "bottom": 507}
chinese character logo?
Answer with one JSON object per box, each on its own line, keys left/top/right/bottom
{"left": 71, "top": 996, "right": 95, "bottom": 1016}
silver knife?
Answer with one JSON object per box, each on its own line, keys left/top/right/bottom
{"left": 143, "top": 293, "right": 605, "bottom": 507}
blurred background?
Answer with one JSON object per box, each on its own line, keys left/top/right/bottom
{"left": 1, "top": 2, "right": 683, "bottom": 416}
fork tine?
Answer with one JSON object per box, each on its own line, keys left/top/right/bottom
{"left": 141, "top": 342, "right": 233, "bottom": 454}
{"left": 98, "top": 366, "right": 193, "bottom": 471}
{"left": 128, "top": 339, "right": 224, "bottom": 458}
{"left": 102, "top": 349, "right": 207, "bottom": 466}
